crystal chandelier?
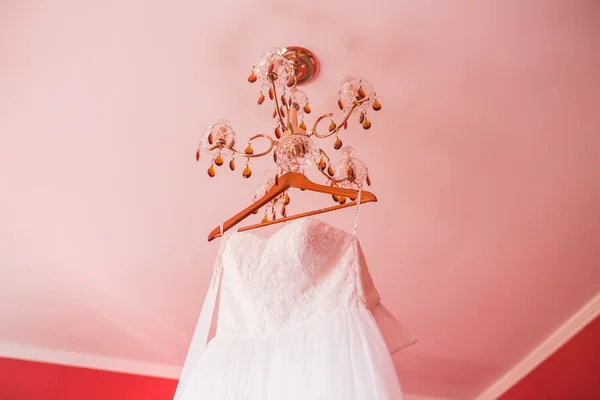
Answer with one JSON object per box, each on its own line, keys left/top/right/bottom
{"left": 196, "top": 47, "right": 381, "bottom": 222}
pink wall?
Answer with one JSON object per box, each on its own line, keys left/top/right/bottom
{"left": 499, "top": 316, "right": 600, "bottom": 399}
{"left": 0, "top": 358, "right": 177, "bottom": 400}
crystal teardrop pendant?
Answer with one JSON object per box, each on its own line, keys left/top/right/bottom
{"left": 338, "top": 98, "right": 344, "bottom": 110}
{"left": 195, "top": 149, "right": 200, "bottom": 161}
{"left": 334, "top": 137, "right": 343, "bottom": 150}
{"left": 215, "top": 154, "right": 224, "bottom": 166}
{"left": 300, "top": 121, "right": 307, "bottom": 130}
{"left": 359, "top": 111, "right": 365, "bottom": 124}
{"left": 262, "top": 215, "right": 269, "bottom": 223}
{"left": 245, "top": 144, "right": 254, "bottom": 155}
{"left": 272, "top": 108, "right": 277, "bottom": 118}
{"left": 258, "top": 92, "right": 265, "bottom": 105}
{"left": 284, "top": 193, "right": 290, "bottom": 205}
{"left": 372, "top": 99, "right": 382, "bottom": 111}
{"left": 287, "top": 77, "right": 295, "bottom": 88}
{"left": 273, "top": 152, "right": 277, "bottom": 162}
{"left": 303, "top": 104, "right": 311, "bottom": 114}
{"left": 346, "top": 166, "right": 355, "bottom": 180}
{"left": 329, "top": 121, "right": 337, "bottom": 131}
{"left": 362, "top": 119, "right": 372, "bottom": 130}
{"left": 248, "top": 71, "right": 257, "bottom": 83}
{"left": 208, "top": 165, "right": 215, "bottom": 177}
{"left": 275, "top": 174, "right": 279, "bottom": 186}
{"left": 208, "top": 132, "right": 214, "bottom": 145}
{"left": 332, "top": 194, "right": 339, "bottom": 203}
{"left": 268, "top": 63, "right": 275, "bottom": 73}
{"left": 229, "top": 158, "right": 235, "bottom": 171}
{"left": 343, "top": 121, "right": 348, "bottom": 130}
{"left": 269, "top": 88, "right": 275, "bottom": 100}
{"left": 274, "top": 126, "right": 281, "bottom": 139}
{"left": 317, "top": 159, "right": 326, "bottom": 171}
{"left": 338, "top": 196, "right": 347, "bottom": 204}
{"left": 366, "top": 175, "right": 371, "bottom": 186}
{"left": 243, "top": 165, "right": 252, "bottom": 178}
{"left": 327, "top": 165, "right": 334, "bottom": 176}
{"left": 281, "top": 95, "right": 288, "bottom": 106}
{"left": 253, "top": 209, "right": 259, "bottom": 215}
{"left": 357, "top": 86, "right": 366, "bottom": 98}
{"left": 281, "top": 205, "right": 286, "bottom": 218}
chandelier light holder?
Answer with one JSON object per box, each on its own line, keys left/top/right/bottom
{"left": 196, "top": 46, "right": 382, "bottom": 221}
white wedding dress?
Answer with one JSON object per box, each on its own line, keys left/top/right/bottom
{"left": 174, "top": 211, "right": 416, "bottom": 400}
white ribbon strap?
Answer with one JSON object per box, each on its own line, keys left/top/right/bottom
{"left": 353, "top": 188, "right": 363, "bottom": 236}
{"left": 173, "top": 225, "right": 228, "bottom": 400}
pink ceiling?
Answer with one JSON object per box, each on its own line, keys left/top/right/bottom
{"left": 1, "top": 0, "right": 599, "bottom": 398}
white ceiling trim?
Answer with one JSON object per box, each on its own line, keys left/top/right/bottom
{"left": 0, "top": 341, "right": 182, "bottom": 379}
{"left": 475, "top": 291, "right": 600, "bottom": 400}
{"left": 0, "top": 342, "right": 450, "bottom": 399}
{"left": 0, "top": 342, "right": 449, "bottom": 399}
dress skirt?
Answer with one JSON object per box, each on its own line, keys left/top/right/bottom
{"left": 177, "top": 307, "right": 405, "bottom": 400}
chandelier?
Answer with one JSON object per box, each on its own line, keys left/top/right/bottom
{"left": 196, "top": 47, "right": 382, "bottom": 222}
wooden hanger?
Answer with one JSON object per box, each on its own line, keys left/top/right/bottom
{"left": 207, "top": 171, "right": 376, "bottom": 241}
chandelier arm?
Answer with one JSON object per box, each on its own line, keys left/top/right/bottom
{"left": 316, "top": 148, "right": 349, "bottom": 184}
{"left": 308, "top": 113, "right": 334, "bottom": 138}
{"left": 317, "top": 148, "right": 332, "bottom": 181}
{"left": 309, "top": 97, "right": 372, "bottom": 139}
{"left": 319, "top": 169, "right": 352, "bottom": 185}
{"left": 318, "top": 147, "right": 331, "bottom": 162}
{"left": 318, "top": 148, "right": 364, "bottom": 187}
{"left": 206, "top": 134, "right": 275, "bottom": 158}
{"left": 270, "top": 81, "right": 288, "bottom": 131}
{"left": 309, "top": 102, "right": 360, "bottom": 139}
{"left": 318, "top": 168, "right": 333, "bottom": 181}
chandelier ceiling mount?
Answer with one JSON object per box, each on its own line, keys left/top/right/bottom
{"left": 280, "top": 46, "right": 320, "bottom": 85}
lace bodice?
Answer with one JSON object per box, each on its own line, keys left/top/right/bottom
{"left": 214, "top": 217, "right": 381, "bottom": 337}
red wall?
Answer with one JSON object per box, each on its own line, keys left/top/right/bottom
{"left": 0, "top": 358, "right": 177, "bottom": 400}
{"left": 499, "top": 315, "right": 600, "bottom": 400}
